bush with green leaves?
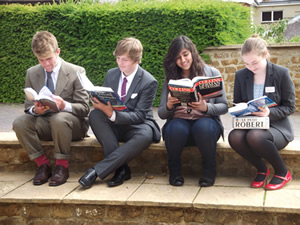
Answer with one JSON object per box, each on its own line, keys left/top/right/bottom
{"left": 0, "top": 0, "right": 251, "bottom": 105}
{"left": 251, "top": 19, "right": 300, "bottom": 43}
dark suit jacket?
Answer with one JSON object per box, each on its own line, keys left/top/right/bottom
{"left": 234, "top": 60, "right": 295, "bottom": 142}
{"left": 103, "top": 65, "right": 161, "bottom": 142}
{"left": 24, "top": 59, "right": 90, "bottom": 132}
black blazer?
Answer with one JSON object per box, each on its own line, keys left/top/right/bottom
{"left": 234, "top": 60, "right": 295, "bottom": 142}
{"left": 104, "top": 65, "right": 161, "bottom": 143}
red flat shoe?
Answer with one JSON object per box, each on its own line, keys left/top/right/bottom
{"left": 265, "top": 170, "right": 292, "bottom": 190}
{"left": 250, "top": 167, "right": 270, "bottom": 188}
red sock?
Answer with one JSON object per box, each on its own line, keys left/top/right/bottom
{"left": 56, "top": 159, "right": 69, "bottom": 168}
{"left": 34, "top": 155, "right": 50, "bottom": 167}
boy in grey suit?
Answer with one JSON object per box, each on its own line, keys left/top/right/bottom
{"left": 13, "top": 31, "right": 90, "bottom": 186}
{"left": 79, "top": 37, "right": 161, "bottom": 188}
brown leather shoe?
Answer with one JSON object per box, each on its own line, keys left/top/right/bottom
{"left": 49, "top": 165, "right": 69, "bottom": 186}
{"left": 33, "top": 164, "right": 52, "bottom": 185}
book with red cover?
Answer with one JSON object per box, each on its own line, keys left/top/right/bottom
{"left": 168, "top": 75, "right": 223, "bottom": 104}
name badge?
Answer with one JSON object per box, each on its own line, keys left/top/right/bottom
{"left": 265, "top": 86, "right": 275, "bottom": 93}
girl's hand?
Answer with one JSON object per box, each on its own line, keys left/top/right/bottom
{"left": 188, "top": 92, "right": 207, "bottom": 112}
{"left": 166, "top": 93, "right": 181, "bottom": 110}
{"left": 252, "top": 106, "right": 270, "bottom": 117}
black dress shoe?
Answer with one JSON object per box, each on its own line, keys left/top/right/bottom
{"left": 199, "top": 177, "right": 215, "bottom": 187}
{"left": 49, "top": 165, "right": 69, "bottom": 186}
{"left": 107, "top": 165, "right": 131, "bottom": 187}
{"left": 169, "top": 176, "right": 184, "bottom": 186}
{"left": 33, "top": 164, "right": 52, "bottom": 185}
{"left": 78, "top": 168, "right": 97, "bottom": 188}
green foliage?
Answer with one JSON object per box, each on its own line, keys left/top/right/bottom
{"left": 0, "top": 0, "right": 251, "bottom": 105}
{"left": 250, "top": 20, "right": 300, "bottom": 43}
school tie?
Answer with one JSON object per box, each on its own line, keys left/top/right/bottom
{"left": 121, "top": 77, "right": 127, "bottom": 102}
{"left": 46, "top": 71, "right": 55, "bottom": 93}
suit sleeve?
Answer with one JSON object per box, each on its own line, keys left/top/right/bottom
{"left": 68, "top": 67, "right": 90, "bottom": 119}
{"left": 114, "top": 79, "right": 158, "bottom": 125}
{"left": 269, "top": 67, "right": 295, "bottom": 122}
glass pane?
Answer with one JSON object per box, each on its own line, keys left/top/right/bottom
{"left": 273, "top": 11, "right": 283, "bottom": 21}
{"left": 262, "top": 12, "right": 272, "bottom": 21}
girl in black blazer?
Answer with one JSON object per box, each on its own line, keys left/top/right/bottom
{"left": 228, "top": 35, "right": 295, "bottom": 190}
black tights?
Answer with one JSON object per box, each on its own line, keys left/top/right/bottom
{"left": 228, "top": 129, "right": 287, "bottom": 184}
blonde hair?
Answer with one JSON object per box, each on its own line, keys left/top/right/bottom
{"left": 113, "top": 37, "right": 143, "bottom": 63}
{"left": 241, "top": 34, "right": 270, "bottom": 58}
{"left": 31, "top": 31, "right": 58, "bottom": 58}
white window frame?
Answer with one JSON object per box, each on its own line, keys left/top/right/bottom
{"left": 261, "top": 11, "right": 283, "bottom": 23}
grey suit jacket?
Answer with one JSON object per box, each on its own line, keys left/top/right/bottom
{"left": 158, "top": 64, "right": 228, "bottom": 139}
{"left": 234, "top": 60, "right": 295, "bottom": 141}
{"left": 24, "top": 59, "right": 90, "bottom": 131}
{"left": 103, "top": 65, "right": 161, "bottom": 143}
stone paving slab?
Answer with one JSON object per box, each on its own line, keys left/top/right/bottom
{"left": 194, "top": 186, "right": 265, "bottom": 212}
{"left": 127, "top": 183, "right": 200, "bottom": 207}
{"left": 0, "top": 172, "right": 299, "bottom": 214}
{"left": 1, "top": 181, "right": 79, "bottom": 204}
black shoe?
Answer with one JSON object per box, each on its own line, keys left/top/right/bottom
{"left": 199, "top": 177, "right": 215, "bottom": 187}
{"left": 169, "top": 176, "right": 184, "bottom": 186}
{"left": 107, "top": 164, "right": 131, "bottom": 187}
{"left": 78, "top": 168, "right": 97, "bottom": 188}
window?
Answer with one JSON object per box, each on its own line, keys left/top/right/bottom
{"left": 262, "top": 11, "right": 283, "bottom": 22}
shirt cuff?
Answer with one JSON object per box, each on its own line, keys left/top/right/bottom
{"left": 109, "top": 111, "right": 116, "bottom": 122}
{"left": 62, "top": 101, "right": 72, "bottom": 112}
{"left": 29, "top": 106, "right": 35, "bottom": 115}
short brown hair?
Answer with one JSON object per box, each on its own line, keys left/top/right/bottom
{"left": 113, "top": 37, "right": 143, "bottom": 63}
{"left": 31, "top": 31, "right": 58, "bottom": 58}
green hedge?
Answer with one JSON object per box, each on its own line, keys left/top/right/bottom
{"left": 0, "top": 0, "right": 251, "bottom": 106}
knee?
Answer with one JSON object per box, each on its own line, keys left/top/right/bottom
{"left": 12, "top": 115, "right": 30, "bottom": 132}
{"left": 89, "top": 109, "right": 107, "bottom": 123}
{"left": 49, "top": 113, "right": 72, "bottom": 130}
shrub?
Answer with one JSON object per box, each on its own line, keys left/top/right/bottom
{"left": 0, "top": 0, "right": 251, "bottom": 105}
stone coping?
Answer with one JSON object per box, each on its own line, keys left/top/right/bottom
{"left": 0, "top": 172, "right": 300, "bottom": 214}
{"left": 1, "top": 131, "right": 299, "bottom": 155}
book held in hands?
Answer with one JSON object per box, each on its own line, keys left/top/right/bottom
{"left": 168, "top": 75, "right": 223, "bottom": 105}
{"left": 24, "top": 86, "right": 60, "bottom": 113}
{"left": 228, "top": 96, "right": 277, "bottom": 117}
{"left": 77, "top": 72, "right": 127, "bottom": 111}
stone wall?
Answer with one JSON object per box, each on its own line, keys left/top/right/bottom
{"left": 203, "top": 43, "right": 300, "bottom": 111}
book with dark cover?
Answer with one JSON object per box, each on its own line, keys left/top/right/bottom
{"left": 229, "top": 96, "right": 277, "bottom": 117}
{"left": 168, "top": 75, "right": 223, "bottom": 104}
{"left": 24, "top": 86, "right": 59, "bottom": 113}
{"left": 77, "top": 72, "right": 127, "bottom": 111}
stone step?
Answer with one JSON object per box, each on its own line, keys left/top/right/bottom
{"left": 0, "top": 171, "right": 299, "bottom": 224}
{"left": 1, "top": 132, "right": 300, "bottom": 179}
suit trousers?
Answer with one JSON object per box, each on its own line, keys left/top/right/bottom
{"left": 89, "top": 109, "right": 153, "bottom": 180}
{"left": 13, "top": 112, "right": 86, "bottom": 160}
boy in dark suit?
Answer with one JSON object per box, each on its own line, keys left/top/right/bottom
{"left": 13, "top": 31, "right": 90, "bottom": 186}
{"left": 79, "top": 37, "right": 161, "bottom": 188}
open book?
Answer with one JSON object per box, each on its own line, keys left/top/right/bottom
{"left": 24, "top": 86, "right": 59, "bottom": 113}
{"left": 77, "top": 72, "right": 127, "bottom": 111}
{"left": 168, "top": 75, "right": 223, "bottom": 105}
{"left": 228, "top": 96, "right": 277, "bottom": 117}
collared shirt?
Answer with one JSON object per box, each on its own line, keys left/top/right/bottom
{"left": 109, "top": 65, "right": 138, "bottom": 122}
{"left": 30, "top": 57, "right": 72, "bottom": 114}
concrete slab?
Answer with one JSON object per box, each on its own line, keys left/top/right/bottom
{"left": 194, "top": 186, "right": 265, "bottom": 211}
{"left": 265, "top": 188, "right": 300, "bottom": 213}
{"left": 64, "top": 182, "right": 141, "bottom": 205}
{"left": 0, "top": 181, "right": 25, "bottom": 197}
{"left": 127, "top": 183, "right": 200, "bottom": 207}
{"left": 1, "top": 181, "right": 79, "bottom": 203}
